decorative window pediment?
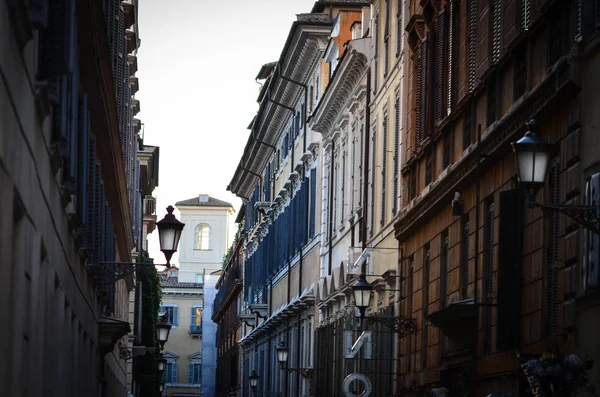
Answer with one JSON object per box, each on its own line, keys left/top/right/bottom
{"left": 406, "top": 14, "right": 426, "bottom": 50}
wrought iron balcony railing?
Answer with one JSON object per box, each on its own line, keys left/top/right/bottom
{"left": 189, "top": 325, "right": 202, "bottom": 335}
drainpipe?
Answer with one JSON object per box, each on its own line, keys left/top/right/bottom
{"left": 361, "top": 67, "right": 371, "bottom": 254}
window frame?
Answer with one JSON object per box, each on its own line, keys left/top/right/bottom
{"left": 193, "top": 223, "right": 211, "bottom": 251}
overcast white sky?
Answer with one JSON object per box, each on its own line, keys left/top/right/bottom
{"left": 137, "top": 0, "right": 317, "bottom": 264}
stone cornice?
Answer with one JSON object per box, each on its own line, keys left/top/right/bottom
{"left": 310, "top": 38, "right": 370, "bottom": 136}
{"left": 79, "top": 0, "right": 134, "bottom": 262}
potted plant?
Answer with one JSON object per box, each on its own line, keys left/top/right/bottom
{"left": 524, "top": 353, "right": 594, "bottom": 397}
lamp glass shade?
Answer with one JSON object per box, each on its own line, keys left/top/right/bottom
{"left": 156, "top": 205, "right": 185, "bottom": 266}
{"left": 352, "top": 276, "right": 373, "bottom": 310}
{"left": 512, "top": 120, "right": 554, "bottom": 194}
{"left": 156, "top": 318, "right": 172, "bottom": 349}
{"left": 276, "top": 342, "right": 289, "bottom": 364}
{"left": 159, "top": 383, "right": 164, "bottom": 392}
{"left": 249, "top": 370, "right": 259, "bottom": 388}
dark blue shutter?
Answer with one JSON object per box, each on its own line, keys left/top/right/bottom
{"left": 38, "top": 0, "right": 71, "bottom": 79}
{"left": 309, "top": 168, "right": 316, "bottom": 237}
{"left": 173, "top": 306, "right": 179, "bottom": 326}
{"left": 191, "top": 307, "right": 196, "bottom": 330}
{"left": 29, "top": 0, "right": 49, "bottom": 28}
{"left": 188, "top": 363, "right": 194, "bottom": 384}
{"left": 172, "top": 361, "right": 178, "bottom": 384}
{"left": 77, "top": 95, "right": 89, "bottom": 225}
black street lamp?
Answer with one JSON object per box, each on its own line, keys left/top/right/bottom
{"left": 156, "top": 315, "right": 172, "bottom": 350}
{"left": 351, "top": 274, "right": 373, "bottom": 319}
{"left": 157, "top": 354, "right": 167, "bottom": 373}
{"left": 249, "top": 370, "right": 259, "bottom": 394}
{"left": 156, "top": 205, "right": 185, "bottom": 268}
{"left": 276, "top": 341, "right": 289, "bottom": 369}
{"left": 512, "top": 120, "right": 600, "bottom": 234}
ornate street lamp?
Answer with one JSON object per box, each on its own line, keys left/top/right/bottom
{"left": 156, "top": 315, "right": 172, "bottom": 350}
{"left": 156, "top": 205, "right": 185, "bottom": 268}
{"left": 512, "top": 120, "right": 600, "bottom": 234}
{"left": 157, "top": 354, "right": 167, "bottom": 372}
{"left": 249, "top": 370, "right": 259, "bottom": 392}
{"left": 512, "top": 120, "right": 555, "bottom": 201}
{"left": 352, "top": 274, "right": 373, "bottom": 319}
{"left": 276, "top": 341, "right": 289, "bottom": 369}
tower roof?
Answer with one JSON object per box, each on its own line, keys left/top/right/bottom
{"left": 175, "top": 194, "right": 232, "bottom": 208}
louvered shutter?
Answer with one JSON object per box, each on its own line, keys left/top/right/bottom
{"left": 172, "top": 361, "right": 178, "bottom": 383}
{"left": 461, "top": 215, "right": 470, "bottom": 299}
{"left": 486, "top": 76, "right": 497, "bottom": 126}
{"left": 188, "top": 363, "right": 194, "bottom": 384}
{"left": 38, "top": 0, "right": 71, "bottom": 79}
{"left": 497, "top": 189, "right": 523, "bottom": 351}
{"left": 435, "top": 12, "right": 447, "bottom": 124}
{"left": 492, "top": 0, "right": 502, "bottom": 63}
{"left": 384, "top": 0, "right": 390, "bottom": 76}
{"left": 546, "top": 163, "right": 560, "bottom": 336}
{"left": 359, "top": 124, "right": 364, "bottom": 208}
{"left": 447, "top": 0, "right": 455, "bottom": 115}
{"left": 423, "top": 245, "right": 430, "bottom": 370}
{"left": 396, "top": 0, "right": 402, "bottom": 56}
{"left": 484, "top": 202, "right": 494, "bottom": 355}
{"left": 173, "top": 306, "right": 179, "bottom": 326}
{"left": 309, "top": 168, "right": 316, "bottom": 237}
{"left": 66, "top": 68, "right": 79, "bottom": 191}
{"left": 521, "top": 0, "right": 531, "bottom": 31}
{"left": 468, "top": 0, "right": 477, "bottom": 92}
{"left": 442, "top": 231, "right": 449, "bottom": 307}
{"left": 416, "top": 40, "right": 427, "bottom": 147}
{"left": 462, "top": 102, "right": 472, "bottom": 150}
{"left": 341, "top": 151, "right": 347, "bottom": 225}
{"left": 77, "top": 95, "right": 89, "bottom": 226}
{"left": 374, "top": 13, "right": 379, "bottom": 92}
{"left": 370, "top": 126, "right": 377, "bottom": 237}
{"left": 393, "top": 97, "right": 400, "bottom": 215}
{"left": 381, "top": 115, "right": 388, "bottom": 226}
{"left": 191, "top": 307, "right": 196, "bottom": 330}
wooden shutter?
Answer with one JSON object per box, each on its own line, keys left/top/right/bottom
{"left": 484, "top": 202, "right": 494, "bottom": 355}
{"left": 188, "top": 362, "right": 194, "bottom": 383}
{"left": 415, "top": 41, "right": 427, "bottom": 148}
{"left": 486, "top": 75, "right": 497, "bottom": 126}
{"left": 393, "top": 97, "right": 400, "bottom": 215}
{"left": 546, "top": 162, "right": 560, "bottom": 336}
{"left": 497, "top": 189, "right": 523, "bottom": 351}
{"left": 468, "top": 0, "right": 477, "bottom": 92}
{"left": 423, "top": 244, "right": 431, "bottom": 369}
{"left": 172, "top": 361, "right": 178, "bottom": 383}
{"left": 384, "top": 0, "right": 390, "bottom": 76}
{"left": 173, "top": 306, "right": 179, "bottom": 326}
{"left": 396, "top": 0, "right": 402, "bottom": 56}
{"left": 442, "top": 231, "right": 449, "bottom": 307}
{"left": 435, "top": 12, "right": 448, "bottom": 124}
{"left": 370, "top": 125, "right": 377, "bottom": 236}
{"left": 309, "top": 168, "right": 316, "bottom": 237}
{"left": 492, "top": 0, "right": 502, "bottom": 64}
{"left": 191, "top": 307, "right": 196, "bottom": 330}
{"left": 374, "top": 13, "right": 380, "bottom": 92}
{"left": 359, "top": 125, "right": 364, "bottom": 208}
{"left": 381, "top": 115, "right": 388, "bottom": 226}
{"left": 77, "top": 95, "right": 89, "bottom": 226}
{"left": 521, "top": 0, "right": 531, "bottom": 31}
{"left": 461, "top": 215, "right": 470, "bottom": 299}
{"left": 462, "top": 102, "right": 472, "bottom": 150}
{"left": 447, "top": 0, "right": 455, "bottom": 115}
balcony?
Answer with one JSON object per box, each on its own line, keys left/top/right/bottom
{"left": 189, "top": 325, "right": 202, "bottom": 335}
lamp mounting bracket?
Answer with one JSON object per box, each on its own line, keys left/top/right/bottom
{"left": 92, "top": 262, "right": 160, "bottom": 286}
{"left": 532, "top": 201, "right": 600, "bottom": 235}
{"left": 117, "top": 341, "right": 157, "bottom": 360}
{"left": 364, "top": 315, "right": 418, "bottom": 337}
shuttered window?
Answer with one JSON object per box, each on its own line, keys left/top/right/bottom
{"left": 443, "top": 126, "right": 452, "bottom": 169}
{"left": 425, "top": 151, "right": 433, "bottom": 186}
{"left": 381, "top": 114, "right": 388, "bottom": 226}
{"left": 374, "top": 13, "right": 380, "bottom": 92}
{"left": 514, "top": 44, "right": 528, "bottom": 100}
{"left": 341, "top": 149, "right": 347, "bottom": 226}
{"left": 310, "top": 168, "right": 317, "bottom": 237}
{"left": 423, "top": 244, "right": 431, "bottom": 369}
{"left": 359, "top": 124, "right": 364, "bottom": 208}
{"left": 492, "top": 0, "right": 502, "bottom": 63}
{"left": 409, "top": 168, "right": 417, "bottom": 201}
{"left": 468, "top": 0, "right": 477, "bottom": 92}
{"left": 462, "top": 102, "right": 472, "bottom": 150}
{"left": 393, "top": 97, "right": 401, "bottom": 215}
{"left": 441, "top": 230, "right": 449, "bottom": 308}
{"left": 521, "top": 0, "right": 531, "bottom": 31}
{"left": 461, "top": 215, "right": 470, "bottom": 299}
{"left": 384, "top": 0, "right": 391, "bottom": 76}
{"left": 447, "top": 0, "right": 455, "bottom": 114}
{"left": 415, "top": 41, "right": 427, "bottom": 147}
{"left": 497, "top": 189, "right": 523, "bottom": 351}
{"left": 434, "top": 11, "right": 448, "bottom": 124}
{"left": 546, "top": 162, "right": 560, "bottom": 336}
{"left": 484, "top": 201, "right": 495, "bottom": 356}
{"left": 396, "top": 0, "right": 402, "bottom": 56}
{"left": 486, "top": 75, "right": 498, "bottom": 127}
{"left": 370, "top": 125, "right": 377, "bottom": 237}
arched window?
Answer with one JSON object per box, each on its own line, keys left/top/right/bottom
{"left": 194, "top": 223, "right": 211, "bottom": 250}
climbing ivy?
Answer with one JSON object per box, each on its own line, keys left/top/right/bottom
{"left": 222, "top": 223, "right": 242, "bottom": 269}
{"left": 135, "top": 255, "right": 162, "bottom": 397}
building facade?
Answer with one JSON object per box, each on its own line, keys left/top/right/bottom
{"left": 0, "top": 0, "right": 157, "bottom": 396}
{"left": 221, "top": 1, "right": 600, "bottom": 397}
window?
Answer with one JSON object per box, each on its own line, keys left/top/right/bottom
{"left": 163, "top": 360, "right": 178, "bottom": 384}
{"left": 195, "top": 273, "right": 203, "bottom": 284}
{"left": 190, "top": 306, "right": 202, "bottom": 334}
{"left": 169, "top": 270, "right": 177, "bottom": 278}
{"left": 484, "top": 201, "right": 495, "bottom": 355}
{"left": 423, "top": 243, "right": 431, "bottom": 369}
{"left": 441, "top": 230, "right": 449, "bottom": 308}
{"left": 443, "top": 127, "right": 452, "bottom": 169}
{"left": 514, "top": 44, "right": 527, "bottom": 100}
{"left": 189, "top": 360, "right": 202, "bottom": 384}
{"left": 462, "top": 102, "right": 472, "bottom": 150}
{"left": 486, "top": 75, "right": 498, "bottom": 127}
{"left": 461, "top": 215, "right": 470, "bottom": 299}
{"left": 160, "top": 305, "right": 179, "bottom": 326}
{"left": 194, "top": 223, "right": 211, "bottom": 250}
{"left": 425, "top": 151, "right": 433, "bottom": 186}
